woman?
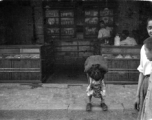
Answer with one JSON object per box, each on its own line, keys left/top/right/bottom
{"left": 135, "top": 17, "right": 152, "bottom": 120}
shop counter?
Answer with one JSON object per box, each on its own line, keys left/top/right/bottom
{"left": 0, "top": 45, "right": 43, "bottom": 83}
{"left": 100, "top": 45, "right": 141, "bottom": 84}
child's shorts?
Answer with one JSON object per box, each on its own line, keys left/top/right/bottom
{"left": 87, "top": 89, "right": 102, "bottom": 98}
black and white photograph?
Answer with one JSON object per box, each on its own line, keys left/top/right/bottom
{"left": 0, "top": 0, "right": 152, "bottom": 120}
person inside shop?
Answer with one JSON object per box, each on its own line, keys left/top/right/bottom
{"left": 135, "top": 17, "right": 152, "bottom": 120}
{"left": 84, "top": 55, "right": 108, "bottom": 112}
{"left": 98, "top": 20, "right": 112, "bottom": 44}
{"left": 119, "top": 30, "right": 137, "bottom": 46}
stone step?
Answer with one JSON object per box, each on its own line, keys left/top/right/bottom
{"left": 0, "top": 109, "right": 138, "bottom": 120}
{"left": 0, "top": 83, "right": 138, "bottom": 120}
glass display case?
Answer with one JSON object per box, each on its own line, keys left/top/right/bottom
{"left": 84, "top": 9, "right": 99, "bottom": 38}
{"left": 100, "top": 8, "right": 114, "bottom": 26}
{"left": 83, "top": 7, "right": 114, "bottom": 39}
{"left": 100, "top": 45, "right": 141, "bottom": 84}
{"left": 44, "top": 6, "right": 75, "bottom": 42}
{"left": 45, "top": 9, "right": 60, "bottom": 40}
{"left": 0, "top": 45, "right": 42, "bottom": 83}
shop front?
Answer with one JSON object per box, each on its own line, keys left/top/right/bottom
{"left": 42, "top": 0, "right": 142, "bottom": 84}
{"left": 0, "top": 0, "right": 151, "bottom": 84}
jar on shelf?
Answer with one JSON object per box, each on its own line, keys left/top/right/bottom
{"left": 114, "top": 34, "right": 120, "bottom": 46}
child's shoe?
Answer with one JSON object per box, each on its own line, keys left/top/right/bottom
{"left": 86, "top": 103, "right": 92, "bottom": 112}
{"left": 100, "top": 102, "right": 108, "bottom": 111}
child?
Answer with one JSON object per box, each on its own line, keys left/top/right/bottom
{"left": 136, "top": 17, "right": 152, "bottom": 120}
{"left": 138, "top": 37, "right": 152, "bottom": 120}
{"left": 84, "top": 55, "right": 108, "bottom": 111}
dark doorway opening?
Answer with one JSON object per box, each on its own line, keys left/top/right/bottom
{"left": 45, "top": 63, "right": 88, "bottom": 84}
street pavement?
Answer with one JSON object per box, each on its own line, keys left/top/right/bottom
{"left": 0, "top": 83, "right": 138, "bottom": 120}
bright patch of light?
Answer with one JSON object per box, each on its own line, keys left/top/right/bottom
{"left": 143, "top": 0, "right": 152, "bottom": 1}
{"left": 137, "top": 0, "right": 152, "bottom": 1}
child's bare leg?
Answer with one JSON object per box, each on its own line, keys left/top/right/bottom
{"left": 86, "top": 95, "right": 92, "bottom": 111}
{"left": 86, "top": 73, "right": 90, "bottom": 84}
{"left": 88, "top": 95, "right": 92, "bottom": 103}
{"left": 100, "top": 96, "right": 108, "bottom": 111}
{"left": 100, "top": 96, "right": 105, "bottom": 103}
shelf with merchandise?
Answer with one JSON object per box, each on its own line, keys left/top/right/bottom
{"left": 43, "top": 6, "right": 75, "bottom": 41}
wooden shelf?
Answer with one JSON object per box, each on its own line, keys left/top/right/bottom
{"left": 43, "top": 5, "right": 75, "bottom": 42}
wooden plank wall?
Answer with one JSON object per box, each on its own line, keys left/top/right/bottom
{"left": 0, "top": 46, "right": 42, "bottom": 83}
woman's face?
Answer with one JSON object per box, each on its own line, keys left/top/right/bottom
{"left": 145, "top": 45, "right": 152, "bottom": 61}
{"left": 147, "top": 20, "right": 152, "bottom": 37}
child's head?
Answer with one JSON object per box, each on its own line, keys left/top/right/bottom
{"left": 144, "top": 37, "right": 152, "bottom": 61}
{"left": 87, "top": 64, "right": 106, "bottom": 81}
{"left": 147, "top": 17, "right": 152, "bottom": 37}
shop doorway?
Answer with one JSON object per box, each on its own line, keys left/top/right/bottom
{"left": 43, "top": 41, "right": 94, "bottom": 84}
{"left": 46, "top": 64, "right": 88, "bottom": 84}
{"left": 42, "top": 0, "right": 115, "bottom": 84}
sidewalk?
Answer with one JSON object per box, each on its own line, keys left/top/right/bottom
{"left": 0, "top": 83, "right": 139, "bottom": 120}
{"left": 0, "top": 83, "right": 137, "bottom": 111}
